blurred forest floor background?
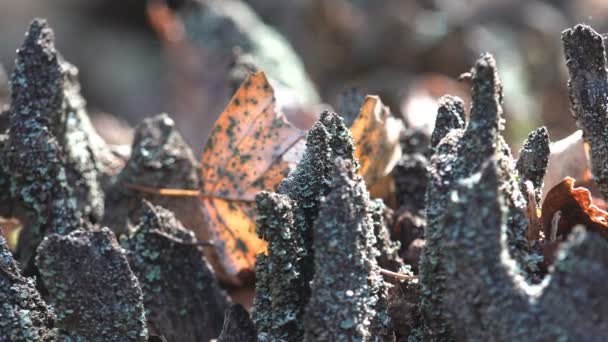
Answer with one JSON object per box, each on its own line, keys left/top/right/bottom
{"left": 1, "top": 0, "right": 607, "bottom": 152}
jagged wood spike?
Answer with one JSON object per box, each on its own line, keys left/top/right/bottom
{"left": 277, "top": 111, "right": 356, "bottom": 291}
{"left": 36, "top": 228, "right": 148, "bottom": 341}
{"left": 104, "top": 113, "right": 202, "bottom": 239}
{"left": 430, "top": 95, "right": 466, "bottom": 149}
{"left": 0, "top": 235, "right": 56, "bottom": 340}
{"left": 562, "top": 24, "right": 608, "bottom": 199}
{"left": 252, "top": 192, "right": 306, "bottom": 341}
{"left": 516, "top": 127, "right": 550, "bottom": 204}
{"left": 123, "top": 201, "right": 229, "bottom": 342}
{"left": 9, "top": 18, "right": 113, "bottom": 224}
{"left": 440, "top": 160, "right": 608, "bottom": 340}
{"left": 420, "top": 53, "right": 532, "bottom": 341}
{"left": 303, "top": 158, "right": 391, "bottom": 341}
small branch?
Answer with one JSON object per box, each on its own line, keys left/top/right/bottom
{"left": 550, "top": 211, "right": 562, "bottom": 242}
{"left": 125, "top": 183, "right": 200, "bottom": 197}
{"left": 379, "top": 268, "right": 417, "bottom": 281}
{"left": 149, "top": 229, "right": 217, "bottom": 247}
{"left": 525, "top": 181, "right": 541, "bottom": 241}
{"left": 125, "top": 183, "right": 253, "bottom": 202}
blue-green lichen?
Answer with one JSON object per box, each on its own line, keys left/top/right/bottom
{"left": 35, "top": 228, "right": 147, "bottom": 341}
{"left": 0, "top": 235, "right": 56, "bottom": 341}
{"left": 122, "top": 201, "right": 229, "bottom": 342}
{"left": 420, "top": 53, "right": 533, "bottom": 341}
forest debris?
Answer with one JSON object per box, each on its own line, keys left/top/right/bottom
{"left": 351, "top": 95, "right": 403, "bottom": 188}
{"left": 303, "top": 158, "right": 392, "bottom": 341}
{"left": 387, "top": 280, "right": 422, "bottom": 340}
{"left": 524, "top": 181, "right": 542, "bottom": 241}
{"left": 440, "top": 160, "right": 608, "bottom": 340}
{"left": 394, "top": 154, "right": 428, "bottom": 214}
{"left": 429, "top": 95, "right": 466, "bottom": 149}
{"left": 393, "top": 145, "right": 429, "bottom": 265}
{"left": 420, "top": 53, "right": 532, "bottom": 340}
{"left": 541, "top": 177, "right": 608, "bottom": 240}
{"left": 123, "top": 201, "right": 230, "bottom": 342}
{"left": 404, "top": 238, "right": 426, "bottom": 271}
{"left": 370, "top": 199, "right": 404, "bottom": 271}
{"left": 0, "top": 235, "right": 56, "bottom": 341}
{"left": 104, "top": 113, "right": 202, "bottom": 238}
{"left": 515, "top": 127, "right": 550, "bottom": 204}
{"left": 562, "top": 24, "right": 608, "bottom": 199}
{"left": 124, "top": 74, "right": 402, "bottom": 286}
{"left": 36, "top": 228, "right": 147, "bottom": 341}
{"left": 216, "top": 304, "right": 257, "bottom": 342}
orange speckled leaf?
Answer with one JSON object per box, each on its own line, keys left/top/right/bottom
{"left": 351, "top": 96, "right": 403, "bottom": 188}
{"left": 200, "top": 72, "right": 305, "bottom": 281}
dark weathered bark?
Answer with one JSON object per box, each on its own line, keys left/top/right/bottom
{"left": 304, "top": 158, "right": 392, "bottom": 341}
{"left": 420, "top": 53, "right": 533, "bottom": 341}
{"left": 516, "top": 127, "right": 550, "bottom": 204}
{"left": 562, "top": 24, "right": 608, "bottom": 199}
{"left": 0, "top": 235, "right": 56, "bottom": 341}
{"left": 103, "top": 113, "right": 203, "bottom": 237}
{"left": 253, "top": 192, "right": 306, "bottom": 341}
{"left": 440, "top": 160, "right": 608, "bottom": 341}
{"left": 36, "top": 228, "right": 147, "bottom": 341}
{"left": 1, "top": 19, "right": 122, "bottom": 273}
{"left": 124, "top": 201, "right": 229, "bottom": 342}
{"left": 253, "top": 113, "right": 394, "bottom": 341}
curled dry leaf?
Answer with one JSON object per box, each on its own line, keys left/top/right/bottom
{"left": 541, "top": 177, "right": 608, "bottom": 241}
{"left": 351, "top": 95, "right": 403, "bottom": 188}
{"left": 542, "top": 130, "right": 593, "bottom": 199}
{"left": 200, "top": 71, "right": 305, "bottom": 282}
{"left": 199, "top": 85, "right": 402, "bottom": 282}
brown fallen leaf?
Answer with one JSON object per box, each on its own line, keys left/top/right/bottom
{"left": 351, "top": 95, "right": 403, "bottom": 189}
{"left": 199, "top": 71, "right": 306, "bottom": 282}
{"left": 201, "top": 91, "right": 399, "bottom": 281}
{"left": 541, "top": 177, "right": 608, "bottom": 241}
{"left": 542, "top": 130, "right": 594, "bottom": 200}
{"left": 129, "top": 75, "right": 402, "bottom": 284}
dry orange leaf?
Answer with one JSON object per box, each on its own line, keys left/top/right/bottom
{"left": 201, "top": 91, "right": 402, "bottom": 281}
{"left": 351, "top": 95, "right": 403, "bottom": 188}
{"left": 200, "top": 71, "right": 305, "bottom": 281}
{"left": 135, "top": 74, "right": 401, "bottom": 283}
{"left": 541, "top": 177, "right": 608, "bottom": 241}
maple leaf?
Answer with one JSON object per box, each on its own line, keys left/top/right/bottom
{"left": 198, "top": 89, "right": 402, "bottom": 282}
{"left": 200, "top": 71, "right": 305, "bottom": 281}
{"left": 129, "top": 71, "right": 401, "bottom": 284}
{"left": 351, "top": 95, "right": 403, "bottom": 189}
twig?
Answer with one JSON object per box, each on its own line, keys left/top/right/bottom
{"left": 379, "top": 268, "right": 417, "bottom": 281}
{"left": 149, "top": 229, "right": 217, "bottom": 247}
{"left": 525, "top": 181, "right": 541, "bottom": 241}
{"left": 125, "top": 183, "right": 253, "bottom": 202}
